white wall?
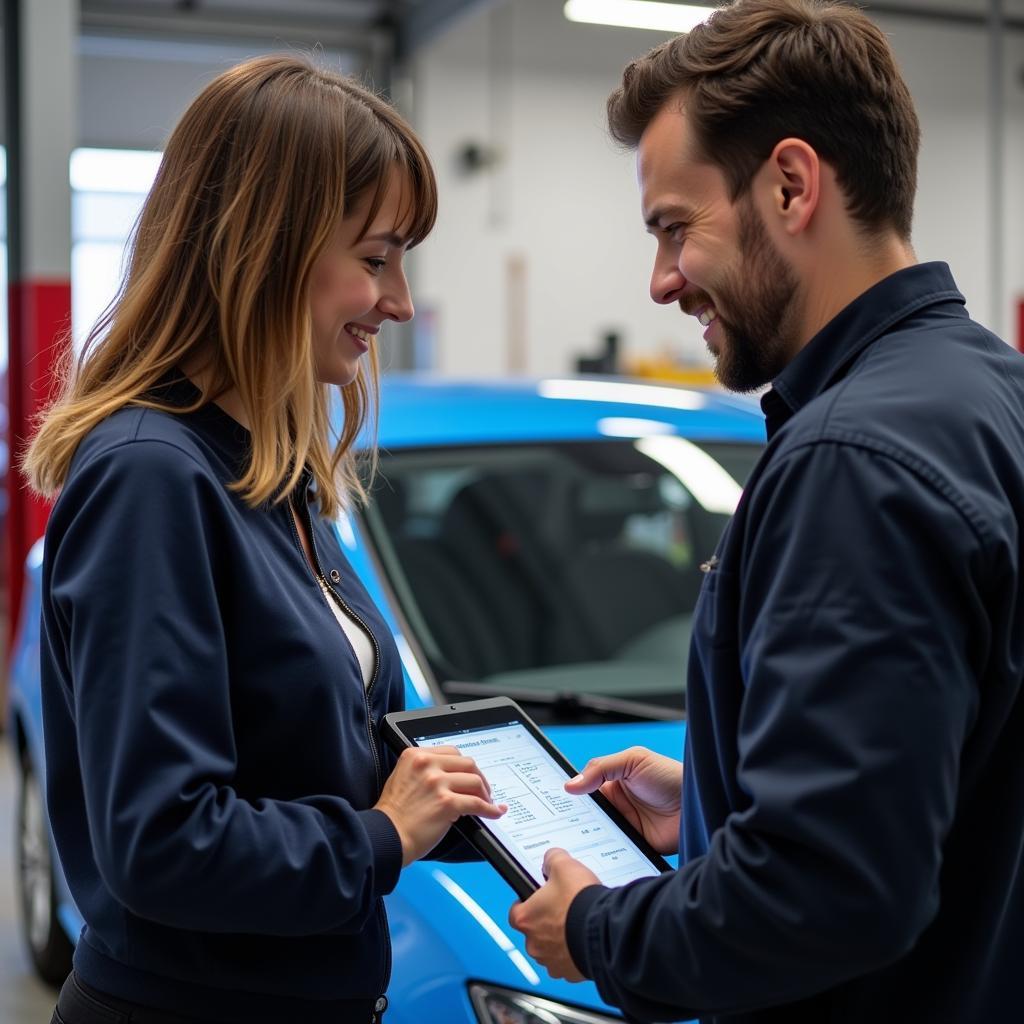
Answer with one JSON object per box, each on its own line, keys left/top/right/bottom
{"left": 410, "top": 0, "right": 1024, "bottom": 376}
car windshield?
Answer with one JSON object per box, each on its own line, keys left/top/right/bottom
{"left": 363, "top": 439, "right": 763, "bottom": 721}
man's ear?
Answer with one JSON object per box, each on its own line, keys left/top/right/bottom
{"left": 765, "top": 138, "right": 820, "bottom": 236}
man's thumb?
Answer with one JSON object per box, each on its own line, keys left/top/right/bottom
{"left": 564, "top": 758, "right": 616, "bottom": 794}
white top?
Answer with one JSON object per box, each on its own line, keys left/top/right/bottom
{"left": 318, "top": 576, "right": 376, "bottom": 689}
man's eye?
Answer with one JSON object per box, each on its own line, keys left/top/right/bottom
{"left": 667, "top": 223, "right": 687, "bottom": 244}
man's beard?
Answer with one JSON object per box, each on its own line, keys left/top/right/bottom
{"left": 706, "top": 198, "right": 799, "bottom": 393}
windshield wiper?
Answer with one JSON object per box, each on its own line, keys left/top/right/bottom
{"left": 442, "top": 680, "right": 684, "bottom": 722}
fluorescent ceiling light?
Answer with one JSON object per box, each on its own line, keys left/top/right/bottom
{"left": 564, "top": 0, "right": 712, "bottom": 32}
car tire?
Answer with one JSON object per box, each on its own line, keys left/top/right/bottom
{"left": 15, "top": 752, "right": 74, "bottom": 987}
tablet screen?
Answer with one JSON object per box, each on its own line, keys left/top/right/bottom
{"left": 416, "top": 720, "right": 662, "bottom": 889}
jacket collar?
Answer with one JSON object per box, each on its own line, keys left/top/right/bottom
{"left": 149, "top": 372, "right": 318, "bottom": 504}
{"left": 760, "top": 261, "right": 966, "bottom": 439}
{"left": 147, "top": 370, "right": 253, "bottom": 471}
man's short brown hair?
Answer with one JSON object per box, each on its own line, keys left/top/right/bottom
{"left": 607, "top": 0, "right": 920, "bottom": 239}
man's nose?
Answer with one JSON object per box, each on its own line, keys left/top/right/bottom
{"left": 650, "top": 260, "right": 686, "bottom": 305}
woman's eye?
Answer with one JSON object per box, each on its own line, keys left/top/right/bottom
{"left": 365, "top": 257, "right": 387, "bottom": 274}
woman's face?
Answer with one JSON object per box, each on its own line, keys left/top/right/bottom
{"left": 309, "top": 168, "right": 416, "bottom": 386}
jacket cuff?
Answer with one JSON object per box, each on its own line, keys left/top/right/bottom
{"left": 360, "top": 808, "right": 404, "bottom": 896}
{"left": 426, "top": 824, "right": 481, "bottom": 863}
{"left": 565, "top": 884, "right": 610, "bottom": 978}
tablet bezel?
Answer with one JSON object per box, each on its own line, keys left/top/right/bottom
{"left": 381, "top": 696, "right": 672, "bottom": 899}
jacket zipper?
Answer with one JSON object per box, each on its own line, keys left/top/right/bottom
{"left": 286, "top": 492, "right": 392, "bottom": 992}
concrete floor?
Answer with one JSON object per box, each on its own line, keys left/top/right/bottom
{"left": 0, "top": 737, "right": 61, "bottom": 1024}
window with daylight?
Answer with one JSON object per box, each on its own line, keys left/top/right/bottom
{"left": 71, "top": 147, "right": 162, "bottom": 351}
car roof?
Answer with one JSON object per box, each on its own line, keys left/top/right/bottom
{"left": 375, "top": 375, "right": 766, "bottom": 449}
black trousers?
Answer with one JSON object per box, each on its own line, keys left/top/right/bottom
{"left": 51, "top": 972, "right": 385, "bottom": 1024}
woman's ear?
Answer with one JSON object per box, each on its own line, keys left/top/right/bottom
{"left": 766, "top": 138, "right": 820, "bottom": 236}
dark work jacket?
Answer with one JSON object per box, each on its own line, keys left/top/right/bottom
{"left": 41, "top": 376, "right": 412, "bottom": 1022}
{"left": 565, "top": 263, "right": 1024, "bottom": 1023}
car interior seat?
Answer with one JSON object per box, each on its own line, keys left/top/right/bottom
{"left": 370, "top": 477, "right": 514, "bottom": 681}
{"left": 559, "top": 476, "right": 697, "bottom": 657}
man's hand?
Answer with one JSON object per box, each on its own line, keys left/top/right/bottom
{"left": 565, "top": 746, "right": 682, "bottom": 854}
{"left": 508, "top": 849, "right": 599, "bottom": 982}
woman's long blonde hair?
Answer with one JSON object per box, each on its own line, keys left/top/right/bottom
{"left": 24, "top": 54, "right": 437, "bottom": 517}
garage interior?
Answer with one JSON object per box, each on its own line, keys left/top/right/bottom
{"left": 1, "top": 0, "right": 1023, "bottom": 1020}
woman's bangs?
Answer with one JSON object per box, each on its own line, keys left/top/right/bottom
{"left": 395, "top": 143, "right": 438, "bottom": 249}
{"left": 351, "top": 142, "right": 437, "bottom": 249}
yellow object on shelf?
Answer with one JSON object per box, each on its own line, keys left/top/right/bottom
{"left": 624, "top": 356, "right": 719, "bottom": 388}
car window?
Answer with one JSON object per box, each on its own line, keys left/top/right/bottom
{"left": 363, "top": 440, "right": 762, "bottom": 720}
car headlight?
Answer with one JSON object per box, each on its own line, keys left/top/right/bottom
{"left": 469, "top": 983, "right": 621, "bottom": 1024}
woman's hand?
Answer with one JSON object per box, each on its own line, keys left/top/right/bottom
{"left": 565, "top": 746, "right": 682, "bottom": 854}
{"left": 375, "top": 746, "right": 507, "bottom": 865}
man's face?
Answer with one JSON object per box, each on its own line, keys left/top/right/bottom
{"left": 638, "top": 101, "right": 800, "bottom": 392}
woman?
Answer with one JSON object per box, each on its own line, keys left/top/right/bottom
{"left": 26, "top": 55, "right": 503, "bottom": 1024}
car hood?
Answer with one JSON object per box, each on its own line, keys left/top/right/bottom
{"left": 386, "top": 718, "right": 685, "bottom": 1016}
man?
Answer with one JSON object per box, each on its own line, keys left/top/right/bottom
{"left": 508, "top": 1, "right": 1024, "bottom": 1021}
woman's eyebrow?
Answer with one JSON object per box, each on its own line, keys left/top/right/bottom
{"left": 362, "top": 230, "right": 408, "bottom": 246}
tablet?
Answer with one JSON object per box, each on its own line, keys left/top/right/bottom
{"left": 382, "top": 697, "right": 671, "bottom": 899}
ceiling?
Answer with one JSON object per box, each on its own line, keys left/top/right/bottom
{"left": 78, "top": 0, "right": 502, "bottom": 57}
{"left": 77, "top": 0, "right": 1024, "bottom": 61}
{"left": 870, "top": 0, "right": 1024, "bottom": 22}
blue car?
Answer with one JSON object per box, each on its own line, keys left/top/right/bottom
{"left": 8, "top": 375, "right": 765, "bottom": 1024}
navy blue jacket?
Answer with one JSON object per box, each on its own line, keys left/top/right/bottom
{"left": 566, "top": 264, "right": 1024, "bottom": 1022}
{"left": 40, "top": 376, "right": 408, "bottom": 1021}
